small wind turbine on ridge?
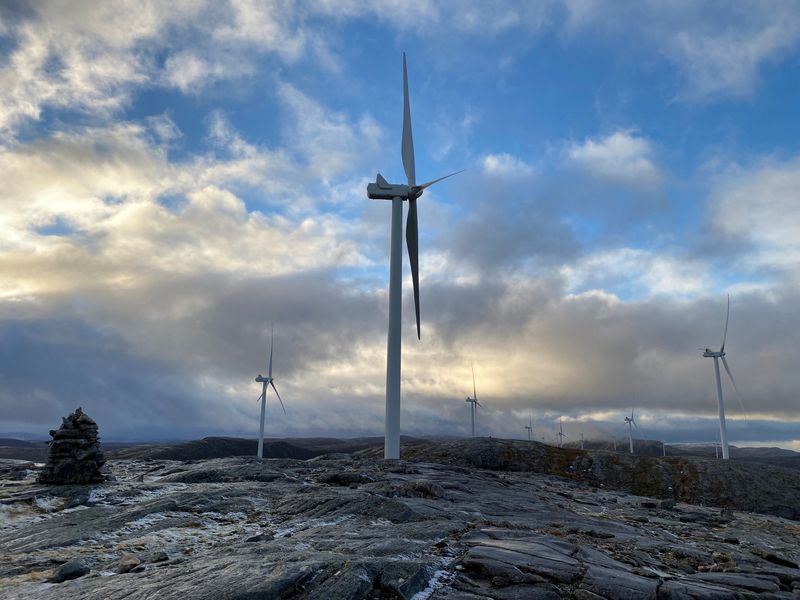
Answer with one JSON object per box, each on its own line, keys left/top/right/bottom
{"left": 557, "top": 418, "right": 567, "bottom": 448}
{"left": 254, "top": 326, "right": 286, "bottom": 460}
{"left": 366, "top": 53, "right": 462, "bottom": 460}
{"left": 525, "top": 414, "right": 533, "bottom": 441}
{"left": 624, "top": 408, "right": 637, "bottom": 454}
{"left": 465, "top": 365, "right": 482, "bottom": 438}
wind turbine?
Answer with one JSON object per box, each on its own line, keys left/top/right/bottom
{"left": 556, "top": 418, "right": 567, "bottom": 448}
{"left": 525, "top": 414, "right": 533, "bottom": 441}
{"left": 701, "top": 295, "right": 741, "bottom": 461}
{"left": 366, "top": 53, "right": 462, "bottom": 460}
{"left": 254, "top": 327, "right": 286, "bottom": 460}
{"left": 580, "top": 432, "right": 585, "bottom": 450}
{"left": 465, "top": 365, "right": 482, "bottom": 438}
{"left": 624, "top": 408, "right": 637, "bottom": 454}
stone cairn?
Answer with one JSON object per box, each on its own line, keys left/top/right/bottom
{"left": 38, "top": 407, "right": 106, "bottom": 484}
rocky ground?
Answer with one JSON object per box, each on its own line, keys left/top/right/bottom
{"left": 2, "top": 439, "right": 800, "bottom": 599}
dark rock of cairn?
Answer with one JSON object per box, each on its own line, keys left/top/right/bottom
{"left": 37, "top": 407, "right": 106, "bottom": 484}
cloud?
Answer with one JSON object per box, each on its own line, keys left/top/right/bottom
{"left": 566, "top": 131, "right": 663, "bottom": 189}
{"left": 708, "top": 157, "right": 800, "bottom": 275}
{"left": 481, "top": 152, "right": 534, "bottom": 177}
{"left": 561, "top": 248, "right": 709, "bottom": 299}
{"left": 277, "top": 83, "right": 383, "bottom": 182}
{"left": 0, "top": 1, "right": 320, "bottom": 138}
{"left": 666, "top": 9, "right": 800, "bottom": 100}
{"left": 561, "top": 0, "right": 800, "bottom": 100}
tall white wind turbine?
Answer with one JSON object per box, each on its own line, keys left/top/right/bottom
{"left": 366, "top": 53, "right": 462, "bottom": 459}
{"left": 701, "top": 295, "right": 741, "bottom": 461}
{"left": 525, "top": 415, "right": 533, "bottom": 441}
{"left": 465, "top": 365, "right": 482, "bottom": 438}
{"left": 254, "top": 327, "right": 286, "bottom": 460}
{"left": 624, "top": 408, "right": 637, "bottom": 454}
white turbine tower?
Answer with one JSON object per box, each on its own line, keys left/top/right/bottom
{"left": 580, "top": 432, "right": 585, "bottom": 450}
{"left": 624, "top": 408, "right": 637, "bottom": 454}
{"left": 557, "top": 418, "right": 567, "bottom": 448}
{"left": 465, "top": 365, "right": 482, "bottom": 438}
{"left": 366, "top": 53, "right": 462, "bottom": 460}
{"left": 254, "top": 327, "right": 286, "bottom": 460}
{"left": 525, "top": 415, "right": 533, "bottom": 441}
{"left": 701, "top": 295, "right": 741, "bottom": 461}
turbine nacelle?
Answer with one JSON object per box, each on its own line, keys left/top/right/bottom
{"left": 703, "top": 349, "right": 725, "bottom": 358}
{"left": 255, "top": 374, "right": 273, "bottom": 383}
{"left": 367, "top": 173, "right": 411, "bottom": 200}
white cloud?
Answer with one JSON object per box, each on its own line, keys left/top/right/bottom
{"left": 0, "top": 1, "right": 314, "bottom": 138}
{"left": 481, "top": 152, "right": 534, "bottom": 177}
{"left": 277, "top": 83, "right": 383, "bottom": 182}
{"left": 561, "top": 247, "right": 709, "bottom": 298}
{"left": 709, "top": 157, "right": 800, "bottom": 273}
{"left": 562, "top": 0, "right": 800, "bottom": 100}
{"left": 667, "top": 16, "right": 800, "bottom": 100}
{"left": 566, "top": 131, "right": 663, "bottom": 188}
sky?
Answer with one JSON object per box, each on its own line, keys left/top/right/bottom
{"left": 1, "top": 1, "right": 800, "bottom": 448}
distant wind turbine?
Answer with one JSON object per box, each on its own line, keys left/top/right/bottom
{"left": 465, "top": 365, "right": 482, "bottom": 438}
{"left": 701, "top": 295, "right": 742, "bottom": 461}
{"left": 580, "top": 432, "right": 585, "bottom": 450}
{"left": 557, "top": 418, "right": 567, "bottom": 448}
{"left": 624, "top": 408, "right": 637, "bottom": 454}
{"left": 254, "top": 327, "right": 286, "bottom": 460}
{"left": 366, "top": 53, "right": 462, "bottom": 460}
{"left": 525, "top": 414, "right": 533, "bottom": 441}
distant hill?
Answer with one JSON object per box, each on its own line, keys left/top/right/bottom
{"left": 0, "top": 439, "right": 41, "bottom": 448}
{"left": 107, "top": 435, "right": 426, "bottom": 461}
{"left": 564, "top": 438, "right": 800, "bottom": 468}
{"left": 364, "top": 437, "right": 800, "bottom": 520}
{"left": 564, "top": 438, "right": 681, "bottom": 457}
{"left": 0, "top": 439, "right": 47, "bottom": 462}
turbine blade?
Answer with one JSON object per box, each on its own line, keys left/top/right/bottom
{"left": 401, "top": 52, "right": 415, "bottom": 187}
{"left": 256, "top": 391, "right": 264, "bottom": 403}
{"left": 721, "top": 294, "right": 730, "bottom": 352}
{"left": 268, "top": 325, "right": 274, "bottom": 377}
{"left": 720, "top": 355, "right": 739, "bottom": 395}
{"left": 414, "top": 169, "right": 464, "bottom": 192}
{"left": 476, "top": 400, "right": 484, "bottom": 409}
{"left": 270, "top": 381, "right": 287, "bottom": 415}
{"left": 472, "top": 364, "right": 477, "bottom": 401}
{"left": 406, "top": 198, "right": 421, "bottom": 339}
{"left": 720, "top": 355, "right": 748, "bottom": 422}
{"left": 632, "top": 420, "right": 638, "bottom": 430}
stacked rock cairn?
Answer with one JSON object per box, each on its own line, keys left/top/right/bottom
{"left": 38, "top": 407, "right": 106, "bottom": 484}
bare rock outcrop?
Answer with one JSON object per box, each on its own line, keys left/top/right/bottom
{"left": 37, "top": 407, "right": 106, "bottom": 485}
